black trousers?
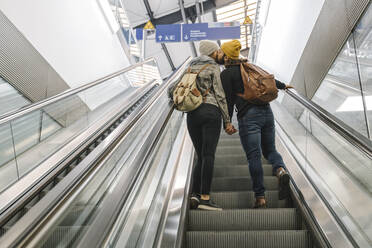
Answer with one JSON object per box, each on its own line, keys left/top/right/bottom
{"left": 187, "top": 103, "right": 222, "bottom": 195}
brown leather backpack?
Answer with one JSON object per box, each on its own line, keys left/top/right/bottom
{"left": 238, "top": 62, "right": 278, "bottom": 104}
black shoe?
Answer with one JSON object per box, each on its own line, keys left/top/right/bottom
{"left": 198, "top": 199, "right": 222, "bottom": 211}
{"left": 190, "top": 193, "right": 200, "bottom": 209}
{"left": 277, "top": 168, "right": 290, "bottom": 200}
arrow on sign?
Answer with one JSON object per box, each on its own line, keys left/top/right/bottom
{"left": 184, "top": 35, "right": 189, "bottom": 40}
{"left": 158, "top": 35, "right": 163, "bottom": 40}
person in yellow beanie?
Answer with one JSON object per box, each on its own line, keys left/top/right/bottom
{"left": 221, "top": 39, "right": 241, "bottom": 60}
{"left": 220, "top": 40, "right": 292, "bottom": 208}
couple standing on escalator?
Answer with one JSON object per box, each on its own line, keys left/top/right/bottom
{"left": 169, "top": 40, "right": 291, "bottom": 211}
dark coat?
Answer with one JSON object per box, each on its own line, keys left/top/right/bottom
{"left": 220, "top": 64, "right": 286, "bottom": 120}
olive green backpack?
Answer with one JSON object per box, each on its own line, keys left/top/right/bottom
{"left": 172, "top": 64, "right": 211, "bottom": 112}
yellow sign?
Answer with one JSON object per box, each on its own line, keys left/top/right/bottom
{"left": 243, "top": 16, "right": 253, "bottom": 25}
{"left": 144, "top": 20, "right": 155, "bottom": 30}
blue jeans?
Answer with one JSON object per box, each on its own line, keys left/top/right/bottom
{"left": 238, "top": 105, "right": 285, "bottom": 197}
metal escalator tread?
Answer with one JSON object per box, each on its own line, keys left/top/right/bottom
{"left": 211, "top": 176, "right": 278, "bottom": 191}
{"left": 210, "top": 191, "right": 287, "bottom": 209}
{"left": 186, "top": 131, "right": 310, "bottom": 248}
{"left": 189, "top": 209, "right": 300, "bottom": 231}
{"left": 187, "top": 230, "right": 310, "bottom": 248}
{"left": 213, "top": 164, "right": 273, "bottom": 177}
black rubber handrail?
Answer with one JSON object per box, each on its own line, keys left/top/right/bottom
{"left": 285, "top": 88, "right": 372, "bottom": 159}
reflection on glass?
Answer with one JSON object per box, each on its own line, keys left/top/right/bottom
{"left": 34, "top": 92, "right": 176, "bottom": 247}
{"left": 0, "top": 123, "right": 18, "bottom": 192}
{"left": 272, "top": 90, "right": 372, "bottom": 246}
{"left": 11, "top": 111, "right": 41, "bottom": 163}
{"left": 312, "top": 34, "right": 369, "bottom": 137}
{"left": 354, "top": 3, "right": 372, "bottom": 138}
{"left": 0, "top": 59, "right": 161, "bottom": 192}
{"left": 40, "top": 112, "right": 62, "bottom": 141}
{"left": 0, "top": 77, "right": 31, "bottom": 115}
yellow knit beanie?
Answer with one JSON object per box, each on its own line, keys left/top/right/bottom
{"left": 221, "top": 40, "right": 241, "bottom": 59}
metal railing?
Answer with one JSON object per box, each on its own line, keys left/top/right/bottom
{"left": 285, "top": 88, "right": 372, "bottom": 159}
{"left": 0, "top": 57, "right": 191, "bottom": 248}
{"left": 0, "top": 57, "right": 158, "bottom": 126}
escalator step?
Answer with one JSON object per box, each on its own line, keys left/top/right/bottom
{"left": 216, "top": 145, "right": 245, "bottom": 155}
{"left": 188, "top": 209, "right": 300, "bottom": 231}
{"left": 220, "top": 132, "right": 241, "bottom": 139}
{"left": 186, "top": 230, "right": 310, "bottom": 248}
{"left": 213, "top": 164, "right": 273, "bottom": 177}
{"left": 211, "top": 176, "right": 278, "bottom": 191}
{"left": 210, "top": 191, "right": 288, "bottom": 209}
{"left": 215, "top": 155, "right": 247, "bottom": 165}
{"left": 217, "top": 138, "right": 241, "bottom": 147}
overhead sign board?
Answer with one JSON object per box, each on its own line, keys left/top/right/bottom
{"left": 182, "top": 22, "right": 240, "bottom": 41}
{"left": 155, "top": 24, "right": 181, "bottom": 43}
{"left": 139, "top": 22, "right": 241, "bottom": 43}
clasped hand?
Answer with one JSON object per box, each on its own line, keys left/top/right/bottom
{"left": 225, "top": 123, "right": 237, "bottom": 135}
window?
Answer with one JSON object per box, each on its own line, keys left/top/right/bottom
{"left": 312, "top": 3, "right": 372, "bottom": 139}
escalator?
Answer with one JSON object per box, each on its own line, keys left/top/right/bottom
{"left": 0, "top": 58, "right": 163, "bottom": 241}
{"left": 0, "top": 56, "right": 370, "bottom": 248}
{"left": 186, "top": 124, "right": 311, "bottom": 248}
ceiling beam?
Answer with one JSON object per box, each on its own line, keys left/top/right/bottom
{"left": 135, "top": 0, "right": 240, "bottom": 29}
{"left": 143, "top": 0, "right": 176, "bottom": 71}
{"left": 179, "top": 0, "right": 198, "bottom": 57}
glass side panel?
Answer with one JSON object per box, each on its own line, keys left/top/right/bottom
{"left": 11, "top": 111, "right": 42, "bottom": 177}
{"left": 312, "top": 34, "right": 369, "bottom": 138}
{"left": 33, "top": 91, "right": 176, "bottom": 247}
{"left": 0, "top": 77, "right": 31, "bottom": 115}
{"left": 354, "top": 3, "right": 372, "bottom": 138}
{"left": 272, "top": 91, "right": 372, "bottom": 246}
{"left": 0, "top": 59, "right": 161, "bottom": 192}
{"left": 40, "top": 112, "right": 62, "bottom": 141}
{"left": 0, "top": 123, "right": 18, "bottom": 192}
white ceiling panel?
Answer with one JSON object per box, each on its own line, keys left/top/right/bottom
{"left": 121, "top": 0, "right": 149, "bottom": 27}
{"left": 166, "top": 41, "right": 194, "bottom": 68}
{"left": 122, "top": 0, "right": 208, "bottom": 27}
{"left": 151, "top": 0, "right": 207, "bottom": 19}
{"left": 143, "top": 37, "right": 173, "bottom": 78}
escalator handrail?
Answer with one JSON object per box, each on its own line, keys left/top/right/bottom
{"left": 75, "top": 57, "right": 191, "bottom": 247}
{"left": 0, "top": 57, "right": 191, "bottom": 248}
{"left": 0, "top": 57, "right": 158, "bottom": 125}
{"left": 285, "top": 88, "right": 372, "bottom": 159}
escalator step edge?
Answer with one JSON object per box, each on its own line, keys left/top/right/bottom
{"left": 186, "top": 230, "right": 311, "bottom": 248}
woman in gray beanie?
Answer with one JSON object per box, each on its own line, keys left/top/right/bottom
{"left": 181, "top": 40, "right": 236, "bottom": 210}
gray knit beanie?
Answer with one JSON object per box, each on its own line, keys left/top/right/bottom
{"left": 199, "top": 40, "right": 219, "bottom": 56}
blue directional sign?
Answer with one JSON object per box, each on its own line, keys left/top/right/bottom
{"left": 182, "top": 22, "right": 240, "bottom": 41}
{"left": 135, "top": 28, "right": 143, "bottom": 41}
{"left": 182, "top": 23, "right": 208, "bottom": 41}
{"left": 156, "top": 24, "right": 181, "bottom": 43}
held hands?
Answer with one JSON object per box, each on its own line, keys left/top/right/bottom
{"left": 225, "top": 123, "right": 237, "bottom": 135}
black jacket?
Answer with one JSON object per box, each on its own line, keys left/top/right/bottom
{"left": 220, "top": 64, "right": 286, "bottom": 121}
